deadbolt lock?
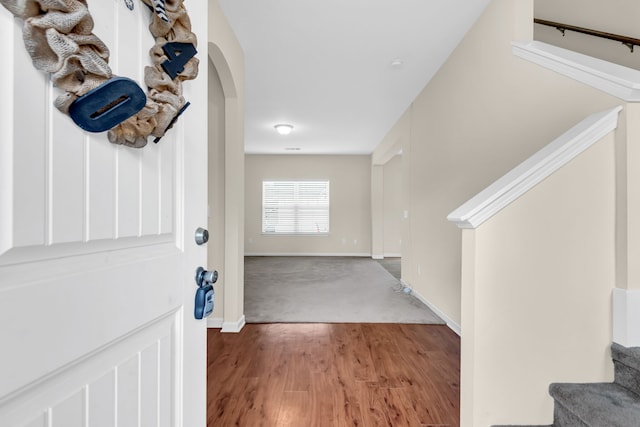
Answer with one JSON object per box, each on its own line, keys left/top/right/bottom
{"left": 195, "top": 227, "right": 209, "bottom": 245}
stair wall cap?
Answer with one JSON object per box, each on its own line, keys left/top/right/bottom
{"left": 447, "top": 106, "right": 623, "bottom": 229}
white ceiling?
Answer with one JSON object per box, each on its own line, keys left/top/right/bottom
{"left": 218, "top": 0, "right": 491, "bottom": 155}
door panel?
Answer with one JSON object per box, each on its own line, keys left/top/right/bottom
{"left": 88, "top": 141, "right": 117, "bottom": 241}
{"left": 2, "top": 312, "right": 177, "bottom": 426}
{"left": 89, "top": 370, "right": 117, "bottom": 427}
{"left": 0, "top": 10, "right": 176, "bottom": 265}
{"left": 51, "top": 390, "right": 84, "bottom": 427}
{"left": 0, "top": 1, "right": 207, "bottom": 426}
{"left": 50, "top": 127, "right": 84, "bottom": 245}
{"left": 4, "top": 21, "right": 46, "bottom": 251}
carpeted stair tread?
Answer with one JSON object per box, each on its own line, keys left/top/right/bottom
{"left": 492, "top": 424, "right": 553, "bottom": 426}
{"left": 612, "top": 343, "right": 640, "bottom": 396}
{"left": 612, "top": 343, "right": 640, "bottom": 372}
{"left": 549, "top": 382, "right": 640, "bottom": 427}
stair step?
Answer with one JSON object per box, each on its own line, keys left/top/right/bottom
{"left": 550, "top": 382, "right": 640, "bottom": 427}
{"left": 492, "top": 425, "right": 553, "bottom": 426}
{"left": 612, "top": 343, "right": 640, "bottom": 396}
{"left": 554, "top": 401, "right": 588, "bottom": 427}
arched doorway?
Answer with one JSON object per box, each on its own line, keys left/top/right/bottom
{"left": 207, "top": 42, "right": 245, "bottom": 332}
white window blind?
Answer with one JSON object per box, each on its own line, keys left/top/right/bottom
{"left": 262, "top": 180, "right": 330, "bottom": 234}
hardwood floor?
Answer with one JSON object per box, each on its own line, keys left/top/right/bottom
{"left": 207, "top": 323, "right": 460, "bottom": 426}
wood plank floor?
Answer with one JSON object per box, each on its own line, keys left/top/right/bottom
{"left": 207, "top": 323, "right": 460, "bottom": 426}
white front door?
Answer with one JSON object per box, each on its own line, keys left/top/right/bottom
{"left": 0, "top": 1, "right": 208, "bottom": 426}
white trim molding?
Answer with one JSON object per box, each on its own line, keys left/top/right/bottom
{"left": 512, "top": 41, "right": 640, "bottom": 102}
{"left": 404, "top": 280, "right": 461, "bottom": 336}
{"left": 221, "top": 315, "right": 246, "bottom": 333}
{"left": 244, "top": 252, "right": 372, "bottom": 257}
{"left": 383, "top": 253, "right": 402, "bottom": 258}
{"left": 613, "top": 288, "right": 640, "bottom": 347}
{"left": 207, "top": 317, "right": 223, "bottom": 329}
{"left": 447, "top": 106, "right": 623, "bottom": 229}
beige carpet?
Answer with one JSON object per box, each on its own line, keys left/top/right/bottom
{"left": 244, "top": 256, "right": 445, "bottom": 324}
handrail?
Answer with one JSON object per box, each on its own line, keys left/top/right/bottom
{"left": 534, "top": 18, "right": 640, "bottom": 53}
{"left": 447, "top": 106, "right": 623, "bottom": 229}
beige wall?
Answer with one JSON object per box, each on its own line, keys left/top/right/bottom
{"left": 208, "top": 0, "right": 245, "bottom": 329}
{"left": 535, "top": 0, "right": 640, "bottom": 296}
{"left": 374, "top": 0, "right": 619, "bottom": 329}
{"left": 535, "top": 0, "right": 640, "bottom": 71}
{"left": 207, "top": 59, "right": 226, "bottom": 321}
{"left": 383, "top": 155, "right": 403, "bottom": 256}
{"left": 245, "top": 155, "right": 372, "bottom": 255}
{"left": 621, "top": 103, "right": 640, "bottom": 291}
{"left": 371, "top": 165, "right": 384, "bottom": 258}
{"left": 462, "top": 132, "right": 616, "bottom": 425}
{"left": 371, "top": 0, "right": 632, "bottom": 424}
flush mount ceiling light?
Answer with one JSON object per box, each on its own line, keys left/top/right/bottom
{"left": 274, "top": 124, "right": 294, "bottom": 135}
{"left": 390, "top": 58, "right": 404, "bottom": 69}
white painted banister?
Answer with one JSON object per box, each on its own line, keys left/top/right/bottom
{"left": 512, "top": 41, "right": 640, "bottom": 102}
{"left": 447, "top": 106, "right": 623, "bottom": 229}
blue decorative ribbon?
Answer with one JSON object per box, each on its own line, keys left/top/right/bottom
{"left": 152, "top": 0, "right": 169, "bottom": 22}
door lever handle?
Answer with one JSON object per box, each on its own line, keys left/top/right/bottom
{"left": 194, "top": 266, "right": 216, "bottom": 320}
{"left": 195, "top": 266, "right": 218, "bottom": 288}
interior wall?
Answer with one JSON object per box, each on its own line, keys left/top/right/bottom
{"left": 208, "top": 0, "right": 245, "bottom": 330}
{"left": 373, "top": 0, "right": 620, "bottom": 327}
{"left": 623, "top": 103, "right": 640, "bottom": 291}
{"left": 371, "top": 165, "right": 384, "bottom": 259}
{"left": 370, "top": 113, "right": 410, "bottom": 264}
{"left": 383, "top": 155, "right": 403, "bottom": 256}
{"left": 535, "top": 0, "right": 640, "bottom": 71}
{"left": 245, "top": 155, "right": 372, "bottom": 256}
{"left": 207, "top": 60, "right": 225, "bottom": 321}
{"left": 465, "top": 131, "right": 616, "bottom": 425}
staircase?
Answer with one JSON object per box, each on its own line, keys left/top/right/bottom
{"left": 496, "top": 343, "right": 640, "bottom": 427}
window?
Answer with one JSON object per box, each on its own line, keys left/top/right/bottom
{"left": 262, "top": 180, "right": 330, "bottom": 234}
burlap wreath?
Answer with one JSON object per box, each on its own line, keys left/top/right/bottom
{"left": 1, "top": 0, "right": 199, "bottom": 148}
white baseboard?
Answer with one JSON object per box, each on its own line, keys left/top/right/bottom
{"left": 372, "top": 253, "right": 401, "bottom": 260}
{"left": 403, "top": 279, "right": 461, "bottom": 336}
{"left": 613, "top": 288, "right": 640, "bottom": 346}
{"left": 221, "top": 315, "right": 246, "bottom": 333}
{"left": 245, "top": 252, "right": 372, "bottom": 257}
{"left": 207, "top": 317, "right": 223, "bottom": 329}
